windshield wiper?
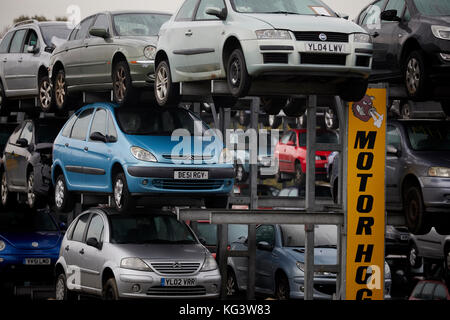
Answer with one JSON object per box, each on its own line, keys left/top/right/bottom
{"left": 266, "top": 11, "right": 299, "bottom": 15}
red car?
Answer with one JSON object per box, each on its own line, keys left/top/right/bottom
{"left": 275, "top": 129, "right": 338, "bottom": 185}
{"left": 409, "top": 280, "right": 450, "bottom": 300}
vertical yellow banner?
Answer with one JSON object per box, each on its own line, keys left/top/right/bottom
{"left": 346, "top": 88, "right": 386, "bottom": 300}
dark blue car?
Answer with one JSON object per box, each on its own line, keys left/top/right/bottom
{"left": 0, "top": 209, "right": 63, "bottom": 293}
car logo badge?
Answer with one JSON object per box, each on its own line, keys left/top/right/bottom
{"left": 31, "top": 242, "right": 39, "bottom": 248}
{"left": 319, "top": 33, "right": 327, "bottom": 41}
{"left": 172, "top": 262, "right": 182, "bottom": 269}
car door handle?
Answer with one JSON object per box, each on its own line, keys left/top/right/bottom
{"left": 65, "top": 245, "right": 70, "bottom": 251}
{"left": 371, "top": 31, "right": 379, "bottom": 38}
{"left": 65, "top": 143, "right": 69, "bottom": 147}
{"left": 185, "top": 30, "right": 193, "bottom": 37}
{"left": 65, "top": 47, "right": 69, "bottom": 52}
{"left": 84, "top": 146, "right": 89, "bottom": 152}
{"left": 2, "top": 58, "right": 6, "bottom": 63}
{"left": 18, "top": 57, "right": 23, "bottom": 63}
{"left": 79, "top": 248, "right": 84, "bottom": 255}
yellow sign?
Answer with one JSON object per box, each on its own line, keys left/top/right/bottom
{"left": 346, "top": 88, "right": 386, "bottom": 300}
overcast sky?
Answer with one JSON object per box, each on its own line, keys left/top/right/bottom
{"left": 1, "top": 0, "right": 373, "bottom": 31}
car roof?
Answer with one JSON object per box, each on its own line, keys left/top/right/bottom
{"left": 98, "top": 10, "right": 172, "bottom": 16}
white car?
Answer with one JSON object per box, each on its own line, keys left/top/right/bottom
{"left": 155, "top": 0, "right": 373, "bottom": 112}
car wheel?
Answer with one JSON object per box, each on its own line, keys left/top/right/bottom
{"left": 294, "top": 162, "right": 306, "bottom": 187}
{"left": 227, "top": 48, "right": 251, "bottom": 98}
{"left": 226, "top": 268, "right": 239, "bottom": 297}
{"left": 283, "top": 97, "right": 307, "bottom": 117}
{"left": 235, "top": 164, "right": 248, "bottom": 182}
{"left": 400, "top": 101, "right": 413, "bottom": 119}
{"left": 113, "top": 172, "right": 135, "bottom": 213}
{"left": 275, "top": 273, "right": 290, "bottom": 300}
{"left": 404, "top": 51, "right": 427, "bottom": 99}
{"left": 27, "top": 171, "right": 43, "bottom": 209}
{"left": 154, "top": 60, "right": 180, "bottom": 107}
{"left": 0, "top": 81, "right": 9, "bottom": 116}
{"left": 237, "top": 110, "right": 250, "bottom": 127}
{"left": 54, "top": 174, "right": 74, "bottom": 213}
{"left": 261, "top": 97, "right": 286, "bottom": 115}
{"left": 1, "top": 171, "right": 15, "bottom": 208}
{"left": 103, "top": 278, "right": 119, "bottom": 300}
{"left": 339, "top": 79, "right": 369, "bottom": 102}
{"left": 39, "top": 75, "right": 54, "bottom": 113}
{"left": 325, "top": 107, "right": 338, "bottom": 129}
{"left": 112, "top": 61, "right": 137, "bottom": 106}
{"left": 54, "top": 69, "right": 69, "bottom": 111}
{"left": 204, "top": 196, "right": 229, "bottom": 209}
{"left": 408, "top": 242, "right": 423, "bottom": 269}
{"left": 55, "top": 273, "right": 76, "bottom": 301}
{"left": 403, "top": 184, "right": 432, "bottom": 235}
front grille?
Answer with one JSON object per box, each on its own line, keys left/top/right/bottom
{"left": 356, "top": 55, "right": 371, "bottom": 67}
{"left": 150, "top": 262, "right": 201, "bottom": 274}
{"left": 147, "top": 286, "right": 206, "bottom": 296}
{"left": 152, "top": 179, "right": 223, "bottom": 190}
{"left": 162, "top": 155, "right": 213, "bottom": 161}
{"left": 314, "top": 283, "right": 336, "bottom": 296}
{"left": 263, "top": 53, "right": 289, "bottom": 64}
{"left": 294, "top": 32, "right": 349, "bottom": 43}
{"left": 300, "top": 53, "right": 347, "bottom": 66}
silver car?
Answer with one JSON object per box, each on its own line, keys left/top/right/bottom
{"left": 49, "top": 11, "right": 171, "bottom": 111}
{"left": 55, "top": 208, "right": 221, "bottom": 300}
{"left": 155, "top": 0, "right": 373, "bottom": 110}
{"left": 0, "top": 20, "right": 72, "bottom": 114}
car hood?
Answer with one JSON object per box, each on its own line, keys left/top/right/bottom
{"left": 421, "top": 15, "right": 450, "bottom": 26}
{"left": 115, "top": 35, "right": 158, "bottom": 46}
{"left": 412, "top": 150, "right": 450, "bottom": 168}
{"left": 243, "top": 14, "right": 366, "bottom": 34}
{"left": 285, "top": 247, "right": 337, "bottom": 265}
{"left": 125, "top": 134, "right": 224, "bottom": 164}
{"left": 113, "top": 243, "right": 208, "bottom": 262}
{"left": 0, "top": 231, "right": 62, "bottom": 250}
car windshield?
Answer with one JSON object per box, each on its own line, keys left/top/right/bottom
{"left": 196, "top": 224, "right": 248, "bottom": 246}
{"left": 405, "top": 122, "right": 450, "bottom": 151}
{"left": 280, "top": 224, "right": 337, "bottom": 247}
{"left": 0, "top": 210, "right": 58, "bottom": 232}
{"left": 0, "top": 125, "right": 17, "bottom": 153}
{"left": 115, "top": 108, "right": 209, "bottom": 136}
{"left": 231, "top": 0, "right": 335, "bottom": 16}
{"left": 36, "top": 121, "right": 65, "bottom": 144}
{"left": 413, "top": 0, "right": 450, "bottom": 16}
{"left": 40, "top": 25, "right": 72, "bottom": 47}
{"left": 113, "top": 13, "right": 171, "bottom": 36}
{"left": 299, "top": 130, "right": 338, "bottom": 147}
{"left": 109, "top": 214, "right": 197, "bottom": 244}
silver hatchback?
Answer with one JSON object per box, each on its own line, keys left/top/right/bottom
{"left": 55, "top": 208, "right": 220, "bottom": 300}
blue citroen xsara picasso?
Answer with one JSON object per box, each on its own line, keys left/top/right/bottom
{"left": 52, "top": 103, "right": 234, "bottom": 212}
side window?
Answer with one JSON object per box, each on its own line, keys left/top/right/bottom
{"left": 19, "top": 122, "right": 33, "bottom": 145}
{"left": 71, "top": 214, "right": 90, "bottom": 242}
{"left": 362, "top": 0, "right": 386, "bottom": 26}
{"left": 69, "top": 24, "right": 80, "bottom": 41}
{"left": 403, "top": 6, "right": 411, "bottom": 22}
{"left": 71, "top": 108, "right": 94, "bottom": 141}
{"left": 280, "top": 132, "right": 293, "bottom": 144}
{"left": 195, "top": 0, "right": 225, "bottom": 20}
{"left": 86, "top": 214, "right": 104, "bottom": 243}
{"left": 433, "top": 284, "right": 448, "bottom": 300}
{"left": 384, "top": 0, "right": 405, "bottom": 20}
{"left": 0, "top": 32, "right": 14, "bottom": 53}
{"left": 74, "top": 16, "right": 95, "bottom": 40}
{"left": 387, "top": 126, "right": 402, "bottom": 151}
{"left": 89, "top": 108, "right": 107, "bottom": 140}
{"left": 9, "top": 29, "right": 27, "bottom": 53}
{"left": 8, "top": 124, "right": 23, "bottom": 145}
{"left": 289, "top": 132, "right": 297, "bottom": 145}
{"left": 62, "top": 114, "right": 78, "bottom": 138}
{"left": 92, "top": 14, "right": 110, "bottom": 31}
{"left": 256, "top": 225, "right": 275, "bottom": 246}
{"left": 24, "top": 29, "right": 39, "bottom": 52}
{"left": 176, "top": 0, "right": 199, "bottom": 21}
{"left": 421, "top": 282, "right": 435, "bottom": 299}
{"left": 107, "top": 112, "right": 118, "bottom": 141}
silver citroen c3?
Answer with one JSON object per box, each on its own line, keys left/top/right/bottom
{"left": 55, "top": 208, "right": 220, "bottom": 300}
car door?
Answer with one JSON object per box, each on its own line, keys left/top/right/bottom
{"left": 79, "top": 213, "right": 105, "bottom": 293}
{"left": 186, "top": 0, "right": 226, "bottom": 78}
{"left": 285, "top": 131, "right": 298, "bottom": 173}
{"left": 3, "top": 29, "right": 28, "bottom": 95}
{"left": 277, "top": 131, "right": 293, "bottom": 172}
{"left": 16, "top": 28, "right": 41, "bottom": 93}
{"left": 415, "top": 229, "right": 444, "bottom": 259}
{"left": 254, "top": 225, "right": 277, "bottom": 294}
{"left": 3, "top": 123, "right": 23, "bottom": 186}
{"left": 14, "top": 121, "right": 34, "bottom": 188}
{"left": 385, "top": 124, "right": 404, "bottom": 208}
{"left": 0, "top": 31, "right": 15, "bottom": 93}
{"left": 82, "top": 14, "right": 113, "bottom": 85}
{"left": 83, "top": 108, "right": 111, "bottom": 190}
{"left": 64, "top": 108, "right": 94, "bottom": 189}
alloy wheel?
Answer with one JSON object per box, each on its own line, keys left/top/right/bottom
{"left": 236, "top": 165, "right": 243, "bottom": 181}
{"left": 325, "top": 109, "right": 335, "bottom": 129}
{"left": 55, "top": 73, "right": 66, "bottom": 107}
{"left": 1, "top": 173, "right": 8, "bottom": 206}
{"left": 114, "top": 66, "right": 127, "bottom": 102}
{"left": 55, "top": 179, "right": 65, "bottom": 209}
{"left": 114, "top": 178, "right": 124, "bottom": 209}
{"left": 406, "top": 58, "right": 420, "bottom": 95}
{"left": 55, "top": 277, "right": 65, "bottom": 300}
{"left": 156, "top": 65, "right": 169, "bottom": 102}
{"left": 401, "top": 103, "right": 411, "bottom": 119}
{"left": 27, "top": 174, "right": 35, "bottom": 208}
{"left": 230, "top": 58, "right": 241, "bottom": 88}
{"left": 226, "top": 274, "right": 236, "bottom": 296}
{"left": 39, "top": 79, "right": 52, "bottom": 110}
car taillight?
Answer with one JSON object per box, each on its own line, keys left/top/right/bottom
{"left": 212, "top": 253, "right": 217, "bottom": 259}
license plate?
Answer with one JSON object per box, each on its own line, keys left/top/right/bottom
{"left": 161, "top": 278, "right": 197, "bottom": 287}
{"left": 24, "top": 258, "right": 51, "bottom": 265}
{"left": 174, "top": 171, "right": 208, "bottom": 180}
{"left": 304, "top": 42, "right": 347, "bottom": 53}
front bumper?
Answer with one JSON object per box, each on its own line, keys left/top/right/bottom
{"left": 129, "top": 59, "right": 155, "bottom": 87}
{"left": 420, "top": 177, "right": 450, "bottom": 213}
{"left": 115, "top": 268, "right": 221, "bottom": 299}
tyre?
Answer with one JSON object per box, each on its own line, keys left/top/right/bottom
{"left": 54, "top": 69, "right": 69, "bottom": 111}
{"left": 294, "top": 162, "right": 306, "bottom": 187}
{"left": 226, "top": 268, "right": 239, "bottom": 297}
{"left": 0, "top": 82, "right": 9, "bottom": 116}
{"left": 55, "top": 273, "right": 77, "bottom": 301}
{"left": 408, "top": 242, "right": 423, "bottom": 269}
{"left": 235, "top": 164, "right": 248, "bottom": 182}
{"left": 262, "top": 114, "right": 282, "bottom": 128}
{"left": 339, "top": 79, "right": 369, "bottom": 102}
{"left": 204, "top": 196, "right": 229, "bottom": 209}
{"left": 38, "top": 75, "right": 54, "bottom": 113}
{"left": 275, "top": 272, "right": 290, "bottom": 300}
{"left": 212, "top": 96, "right": 238, "bottom": 109}
{"left": 227, "top": 48, "right": 251, "bottom": 98}
{"left": 154, "top": 60, "right": 180, "bottom": 107}
{"left": 112, "top": 60, "right": 138, "bottom": 106}
{"left": 26, "top": 171, "right": 43, "bottom": 209}
{"left": 113, "top": 172, "right": 135, "bottom": 213}
{"left": 400, "top": 101, "right": 413, "bottom": 119}
{"left": 404, "top": 50, "right": 428, "bottom": 99}
{"left": 1, "top": 171, "right": 16, "bottom": 209}
{"left": 403, "top": 184, "right": 432, "bottom": 235}
{"left": 237, "top": 110, "right": 250, "bottom": 127}
{"left": 54, "top": 174, "right": 74, "bottom": 213}
{"left": 103, "top": 278, "right": 119, "bottom": 300}
{"left": 261, "top": 97, "right": 286, "bottom": 115}
{"left": 283, "top": 97, "right": 307, "bottom": 117}
{"left": 324, "top": 107, "right": 338, "bottom": 129}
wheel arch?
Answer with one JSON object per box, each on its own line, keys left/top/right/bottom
{"left": 51, "top": 61, "right": 65, "bottom": 81}
{"left": 399, "top": 38, "right": 422, "bottom": 67}
{"left": 401, "top": 174, "right": 422, "bottom": 201}
{"left": 222, "top": 36, "right": 242, "bottom": 73}
{"left": 102, "top": 267, "right": 115, "bottom": 287}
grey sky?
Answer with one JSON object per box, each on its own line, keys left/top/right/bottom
{"left": 1, "top": 0, "right": 373, "bottom": 31}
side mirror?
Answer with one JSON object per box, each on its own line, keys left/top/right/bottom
{"left": 206, "top": 7, "right": 227, "bottom": 20}
{"left": 16, "top": 138, "right": 29, "bottom": 148}
{"left": 387, "top": 145, "right": 401, "bottom": 157}
{"left": 90, "top": 132, "right": 107, "bottom": 143}
{"left": 27, "top": 45, "right": 39, "bottom": 54}
{"left": 89, "top": 28, "right": 110, "bottom": 39}
{"left": 338, "top": 13, "right": 349, "bottom": 20}
{"left": 59, "top": 222, "right": 67, "bottom": 231}
{"left": 380, "top": 10, "right": 401, "bottom": 22}
{"left": 257, "top": 241, "right": 273, "bottom": 251}
{"left": 86, "top": 237, "right": 102, "bottom": 250}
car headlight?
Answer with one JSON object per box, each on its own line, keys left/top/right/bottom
{"left": 131, "top": 146, "right": 157, "bottom": 162}
{"left": 431, "top": 26, "right": 450, "bottom": 40}
{"left": 428, "top": 167, "right": 450, "bottom": 178}
{"left": 296, "top": 261, "right": 305, "bottom": 272}
{"left": 121, "top": 258, "right": 152, "bottom": 271}
{"left": 144, "top": 45, "right": 157, "bottom": 60}
{"left": 219, "top": 148, "right": 233, "bottom": 164}
{"left": 201, "top": 255, "right": 218, "bottom": 272}
{"left": 256, "top": 29, "right": 291, "bottom": 40}
{"left": 353, "top": 33, "right": 372, "bottom": 43}
{"left": 0, "top": 240, "right": 5, "bottom": 251}
{"left": 385, "top": 262, "right": 391, "bottom": 279}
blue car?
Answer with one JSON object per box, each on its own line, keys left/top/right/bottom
{"left": 52, "top": 103, "right": 235, "bottom": 212}
{"left": 0, "top": 209, "right": 63, "bottom": 292}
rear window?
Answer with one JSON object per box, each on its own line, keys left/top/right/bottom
{"left": 71, "top": 214, "right": 90, "bottom": 242}
{"left": 0, "top": 32, "right": 14, "bottom": 53}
